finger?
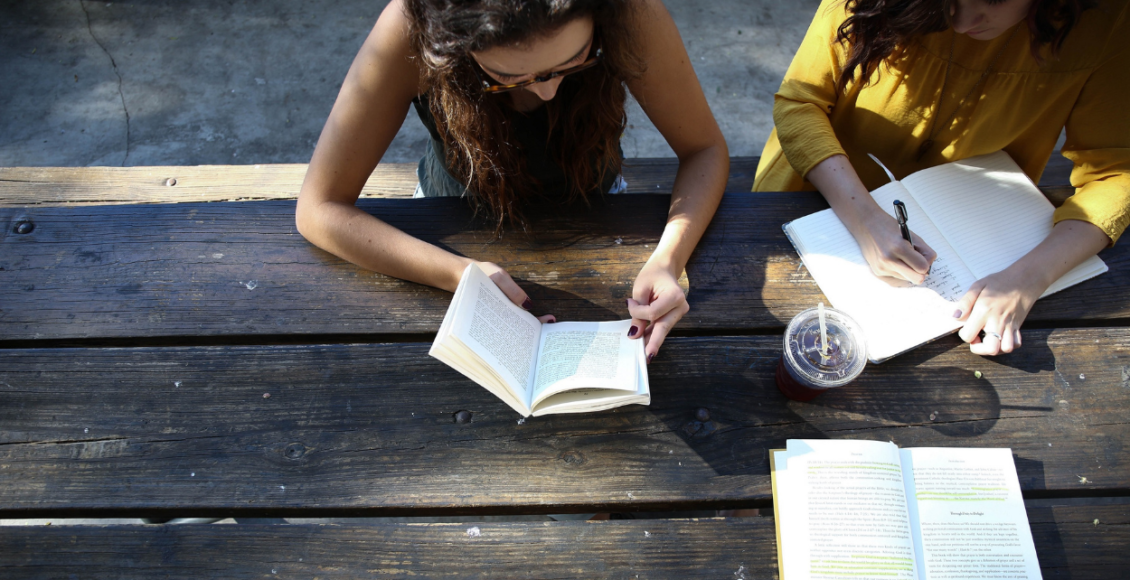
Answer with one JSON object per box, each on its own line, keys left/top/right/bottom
{"left": 970, "top": 329, "right": 1001, "bottom": 356}
{"left": 873, "top": 255, "right": 927, "bottom": 285}
{"left": 641, "top": 301, "right": 689, "bottom": 362}
{"left": 954, "top": 281, "right": 985, "bottom": 325}
{"left": 911, "top": 232, "right": 939, "bottom": 268}
{"left": 625, "top": 299, "right": 647, "bottom": 340}
{"left": 957, "top": 305, "right": 988, "bottom": 344}
{"left": 1015, "top": 329, "right": 1022, "bottom": 348}
{"left": 898, "top": 244, "right": 932, "bottom": 276}
{"left": 537, "top": 314, "right": 556, "bottom": 324}
{"left": 487, "top": 269, "right": 532, "bottom": 310}
{"left": 876, "top": 274, "right": 917, "bottom": 288}
{"left": 998, "top": 323, "right": 1016, "bottom": 354}
{"left": 632, "top": 289, "right": 685, "bottom": 323}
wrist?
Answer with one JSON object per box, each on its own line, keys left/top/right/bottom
{"left": 447, "top": 256, "right": 474, "bottom": 292}
{"left": 1007, "top": 257, "right": 1056, "bottom": 297}
{"left": 645, "top": 247, "right": 683, "bottom": 278}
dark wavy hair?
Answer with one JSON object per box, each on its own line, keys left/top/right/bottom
{"left": 834, "top": 0, "right": 1098, "bottom": 92}
{"left": 404, "top": 0, "right": 645, "bottom": 231}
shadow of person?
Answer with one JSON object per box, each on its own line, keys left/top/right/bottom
{"left": 804, "top": 339, "right": 1003, "bottom": 438}
{"left": 974, "top": 327, "right": 1057, "bottom": 375}
{"left": 646, "top": 337, "right": 833, "bottom": 478}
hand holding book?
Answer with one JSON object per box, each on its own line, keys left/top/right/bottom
{"left": 473, "top": 261, "right": 556, "bottom": 323}
{"left": 430, "top": 263, "right": 650, "bottom": 417}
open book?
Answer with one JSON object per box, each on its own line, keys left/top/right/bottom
{"left": 784, "top": 151, "right": 1107, "bottom": 363}
{"left": 429, "top": 263, "right": 649, "bottom": 417}
{"left": 771, "top": 440, "right": 1042, "bottom": 580}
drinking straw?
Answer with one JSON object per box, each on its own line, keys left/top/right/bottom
{"left": 818, "top": 302, "right": 829, "bottom": 357}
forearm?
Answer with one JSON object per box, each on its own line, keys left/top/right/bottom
{"left": 649, "top": 143, "right": 728, "bottom": 274}
{"left": 296, "top": 198, "right": 471, "bottom": 292}
{"left": 806, "top": 154, "right": 883, "bottom": 236}
{"left": 1008, "top": 219, "right": 1109, "bottom": 292}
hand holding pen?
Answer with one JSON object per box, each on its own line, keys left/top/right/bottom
{"left": 893, "top": 200, "right": 913, "bottom": 245}
{"left": 880, "top": 199, "right": 935, "bottom": 285}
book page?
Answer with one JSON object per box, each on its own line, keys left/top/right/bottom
{"left": 776, "top": 440, "right": 920, "bottom": 580}
{"left": 869, "top": 182, "right": 977, "bottom": 302}
{"left": 901, "top": 448, "right": 1041, "bottom": 580}
{"left": 448, "top": 264, "right": 543, "bottom": 403}
{"left": 785, "top": 181, "right": 973, "bottom": 362}
{"left": 530, "top": 320, "right": 639, "bottom": 407}
{"left": 904, "top": 151, "right": 1106, "bottom": 291}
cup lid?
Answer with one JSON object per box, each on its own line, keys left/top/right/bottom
{"left": 783, "top": 307, "right": 867, "bottom": 388}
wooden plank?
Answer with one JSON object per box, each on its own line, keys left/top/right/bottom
{"left": 1, "top": 329, "right": 1126, "bottom": 516}
{"left": 3, "top": 194, "right": 1126, "bottom": 341}
{"left": 0, "top": 158, "right": 761, "bottom": 207}
{"left": 0, "top": 163, "right": 416, "bottom": 206}
{"left": 0, "top": 519, "right": 776, "bottom": 579}
{"left": 1026, "top": 502, "right": 1130, "bottom": 579}
{"left": 1, "top": 504, "right": 1124, "bottom": 579}
{"left": 1, "top": 153, "right": 1075, "bottom": 207}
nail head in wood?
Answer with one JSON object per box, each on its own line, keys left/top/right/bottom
{"left": 165, "top": 178, "right": 177, "bottom": 186}
{"left": 695, "top": 408, "right": 710, "bottom": 422}
{"left": 284, "top": 443, "right": 306, "bottom": 460}
{"left": 14, "top": 220, "right": 35, "bottom": 235}
{"left": 454, "top": 410, "right": 472, "bottom": 424}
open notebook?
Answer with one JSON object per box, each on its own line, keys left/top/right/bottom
{"left": 784, "top": 151, "right": 1107, "bottom": 363}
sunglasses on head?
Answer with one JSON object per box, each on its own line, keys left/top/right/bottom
{"left": 478, "top": 48, "right": 603, "bottom": 94}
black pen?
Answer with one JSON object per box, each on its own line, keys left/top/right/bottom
{"left": 893, "top": 200, "right": 913, "bottom": 245}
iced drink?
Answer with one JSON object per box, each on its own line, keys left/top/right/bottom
{"left": 776, "top": 306, "right": 867, "bottom": 401}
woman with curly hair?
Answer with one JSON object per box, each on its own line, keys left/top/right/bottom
{"left": 296, "top": 0, "right": 727, "bottom": 361}
{"left": 755, "top": 0, "right": 1128, "bottom": 356}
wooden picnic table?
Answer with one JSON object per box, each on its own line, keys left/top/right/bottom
{"left": 1, "top": 157, "right": 1127, "bottom": 578}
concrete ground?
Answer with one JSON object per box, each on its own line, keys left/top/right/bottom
{"left": 1, "top": 0, "right": 820, "bottom": 167}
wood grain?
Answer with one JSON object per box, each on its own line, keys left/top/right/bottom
{"left": 3, "top": 194, "right": 1125, "bottom": 342}
{"left": 0, "top": 519, "right": 778, "bottom": 579}
{"left": 0, "top": 154, "right": 1074, "bottom": 207}
{"left": 0, "top": 158, "right": 761, "bottom": 206}
{"left": 1, "top": 503, "right": 1124, "bottom": 579}
{"left": 1, "top": 329, "right": 1126, "bottom": 516}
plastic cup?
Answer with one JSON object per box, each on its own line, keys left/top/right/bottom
{"left": 776, "top": 306, "right": 867, "bottom": 401}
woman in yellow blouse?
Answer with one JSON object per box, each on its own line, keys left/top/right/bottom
{"left": 756, "top": 0, "right": 1129, "bottom": 356}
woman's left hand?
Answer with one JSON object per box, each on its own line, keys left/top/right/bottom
{"left": 626, "top": 260, "right": 689, "bottom": 363}
{"left": 954, "top": 266, "right": 1045, "bottom": 356}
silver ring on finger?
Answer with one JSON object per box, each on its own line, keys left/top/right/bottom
{"left": 984, "top": 330, "right": 1002, "bottom": 341}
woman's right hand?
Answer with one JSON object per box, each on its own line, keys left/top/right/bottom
{"left": 852, "top": 210, "right": 938, "bottom": 286}
{"left": 806, "top": 155, "right": 937, "bottom": 286}
{"left": 477, "top": 261, "right": 556, "bottom": 323}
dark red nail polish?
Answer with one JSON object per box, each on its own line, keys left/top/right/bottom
{"left": 625, "top": 299, "right": 631, "bottom": 307}
{"left": 647, "top": 353, "right": 655, "bottom": 364}
{"left": 547, "top": 318, "right": 556, "bottom": 323}
{"left": 628, "top": 325, "right": 638, "bottom": 337}
{"left": 522, "top": 297, "right": 533, "bottom": 310}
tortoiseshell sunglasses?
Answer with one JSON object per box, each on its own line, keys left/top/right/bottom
{"left": 479, "top": 48, "right": 603, "bottom": 94}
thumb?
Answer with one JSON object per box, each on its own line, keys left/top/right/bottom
{"left": 954, "top": 281, "right": 984, "bottom": 322}
{"left": 484, "top": 265, "right": 532, "bottom": 310}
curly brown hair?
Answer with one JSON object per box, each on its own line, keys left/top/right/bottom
{"left": 834, "top": 0, "right": 1098, "bottom": 92}
{"left": 404, "top": 0, "right": 645, "bottom": 231}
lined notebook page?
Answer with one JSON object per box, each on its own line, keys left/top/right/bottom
{"left": 785, "top": 182, "right": 970, "bottom": 362}
{"left": 903, "top": 151, "right": 1107, "bottom": 294}
{"left": 869, "top": 182, "right": 977, "bottom": 302}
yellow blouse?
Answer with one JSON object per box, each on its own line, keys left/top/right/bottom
{"left": 754, "top": 0, "right": 1130, "bottom": 243}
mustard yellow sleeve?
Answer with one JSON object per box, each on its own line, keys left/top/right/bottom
{"left": 1054, "top": 23, "right": 1130, "bottom": 244}
{"left": 772, "top": 0, "right": 849, "bottom": 178}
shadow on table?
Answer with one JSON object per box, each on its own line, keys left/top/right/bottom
{"left": 648, "top": 334, "right": 1064, "bottom": 478}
